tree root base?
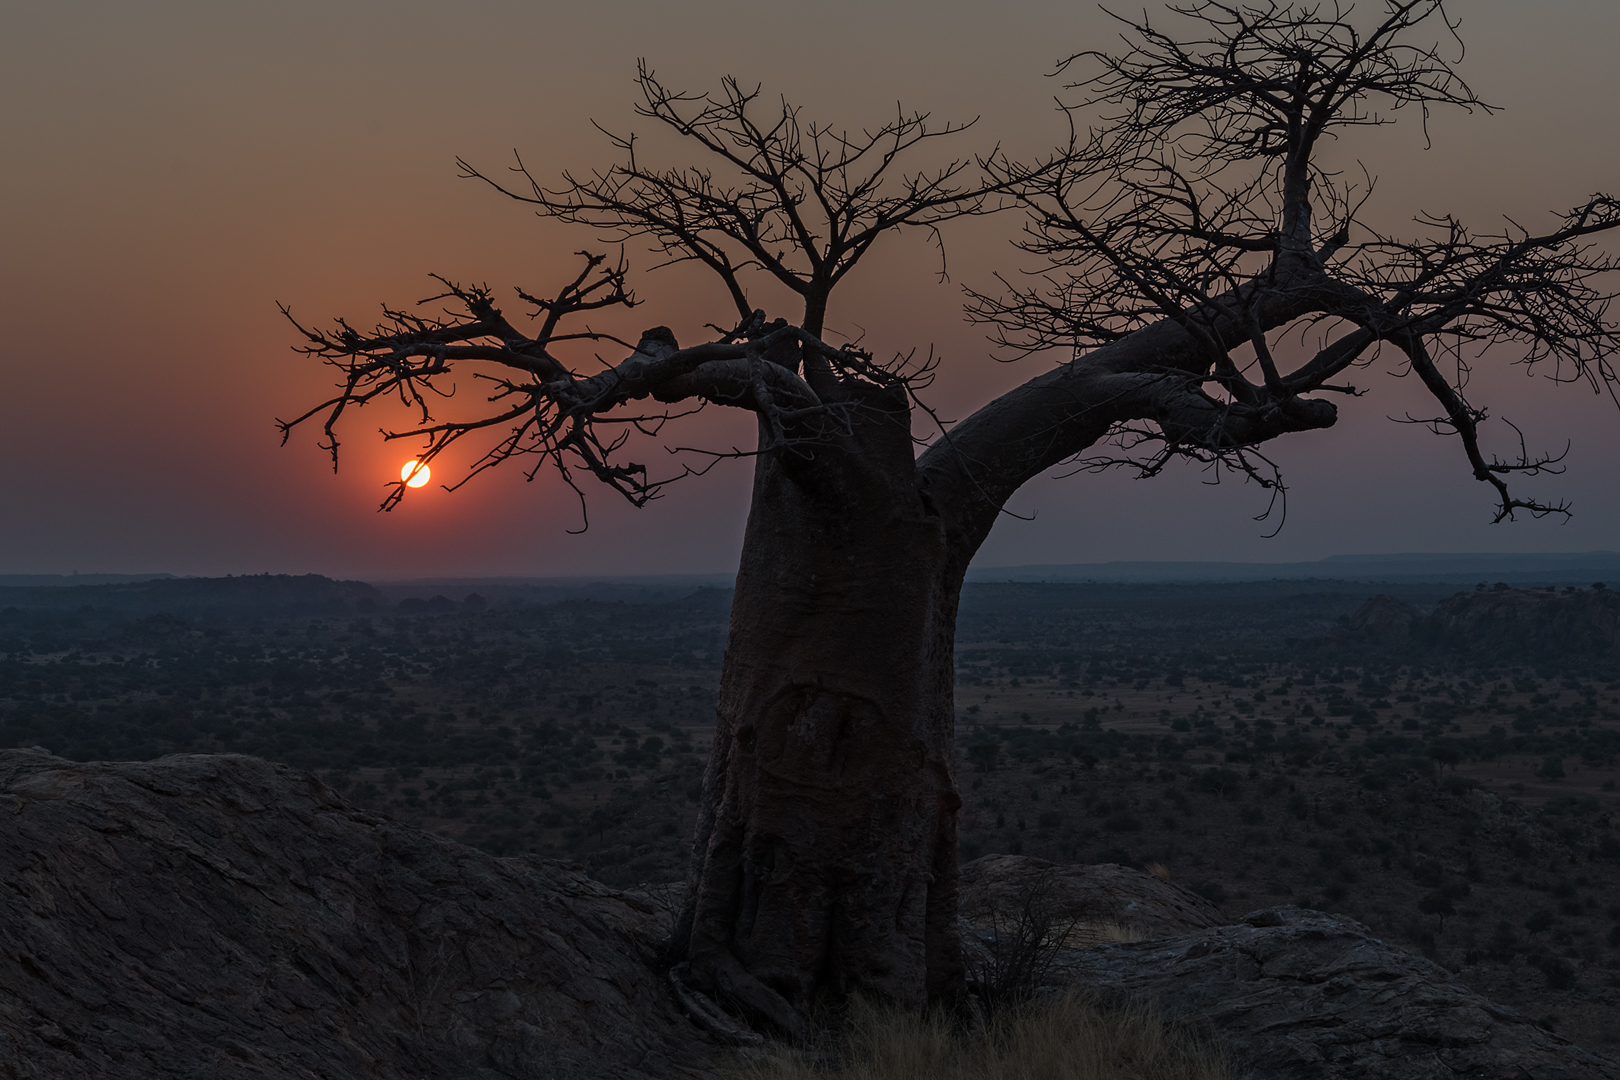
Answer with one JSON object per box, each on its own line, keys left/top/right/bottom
{"left": 668, "top": 964, "right": 765, "bottom": 1047}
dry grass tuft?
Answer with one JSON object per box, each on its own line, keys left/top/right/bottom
{"left": 725, "top": 992, "right": 1228, "bottom": 1080}
{"left": 1054, "top": 920, "right": 1148, "bottom": 948}
{"left": 1144, "top": 862, "right": 1173, "bottom": 882}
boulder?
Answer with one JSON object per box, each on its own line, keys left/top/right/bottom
{"left": 1052, "top": 906, "right": 1620, "bottom": 1080}
{"left": 959, "top": 854, "right": 1225, "bottom": 943}
{"left": 0, "top": 750, "right": 716, "bottom": 1080}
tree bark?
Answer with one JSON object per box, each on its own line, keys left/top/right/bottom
{"left": 674, "top": 378, "right": 964, "bottom": 1032}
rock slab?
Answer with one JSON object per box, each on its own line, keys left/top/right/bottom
{"left": 0, "top": 750, "right": 715, "bottom": 1080}
{"left": 1054, "top": 906, "right": 1620, "bottom": 1080}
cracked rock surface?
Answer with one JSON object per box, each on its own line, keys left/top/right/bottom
{"left": 0, "top": 750, "right": 716, "bottom": 1080}
{"left": 1053, "top": 906, "right": 1620, "bottom": 1080}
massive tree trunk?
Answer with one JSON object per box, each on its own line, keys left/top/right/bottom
{"left": 668, "top": 317, "right": 1343, "bottom": 1033}
{"left": 673, "top": 378, "right": 965, "bottom": 1032}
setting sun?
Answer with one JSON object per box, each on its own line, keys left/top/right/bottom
{"left": 401, "top": 460, "right": 430, "bottom": 488}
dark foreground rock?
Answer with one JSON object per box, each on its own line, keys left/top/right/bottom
{"left": 6, "top": 753, "right": 1618, "bottom": 1080}
{"left": 0, "top": 750, "right": 716, "bottom": 1080}
{"left": 1054, "top": 906, "right": 1620, "bottom": 1080}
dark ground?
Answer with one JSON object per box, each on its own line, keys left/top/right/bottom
{"left": 2, "top": 575, "right": 1618, "bottom": 1054}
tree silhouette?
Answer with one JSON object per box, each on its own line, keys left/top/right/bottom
{"left": 282, "top": 1, "right": 1618, "bottom": 1033}
{"left": 1418, "top": 890, "right": 1453, "bottom": 932}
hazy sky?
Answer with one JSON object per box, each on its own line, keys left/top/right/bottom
{"left": 3, "top": 1, "right": 1616, "bottom": 579}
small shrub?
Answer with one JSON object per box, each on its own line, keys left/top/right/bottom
{"left": 968, "top": 742, "right": 1001, "bottom": 772}
{"left": 1103, "top": 813, "right": 1142, "bottom": 833}
{"left": 1418, "top": 891, "right": 1454, "bottom": 929}
{"left": 1539, "top": 957, "right": 1576, "bottom": 991}
{"left": 961, "top": 867, "right": 1080, "bottom": 1009}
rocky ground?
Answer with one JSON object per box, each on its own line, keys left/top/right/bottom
{"left": 0, "top": 750, "right": 716, "bottom": 1080}
{"left": 4, "top": 749, "right": 1617, "bottom": 1079}
{"left": 1050, "top": 903, "right": 1620, "bottom": 1080}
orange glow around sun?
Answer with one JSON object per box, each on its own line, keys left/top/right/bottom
{"left": 401, "top": 460, "right": 431, "bottom": 488}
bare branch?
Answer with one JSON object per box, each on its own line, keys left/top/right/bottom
{"left": 458, "top": 62, "right": 1016, "bottom": 337}
{"left": 280, "top": 253, "right": 926, "bottom": 518}
{"left": 952, "top": 4, "right": 1617, "bottom": 537}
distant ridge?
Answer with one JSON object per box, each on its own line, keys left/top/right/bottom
{"left": 368, "top": 573, "right": 735, "bottom": 607}
{"left": 965, "top": 551, "right": 1620, "bottom": 585}
{"left": 0, "top": 573, "right": 176, "bottom": 588}
{"left": 8, "top": 554, "right": 1616, "bottom": 595}
{"left": 0, "top": 574, "right": 380, "bottom": 615}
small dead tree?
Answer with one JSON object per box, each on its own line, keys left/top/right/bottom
{"left": 281, "top": 1, "right": 1618, "bottom": 1036}
{"left": 961, "top": 866, "right": 1085, "bottom": 1011}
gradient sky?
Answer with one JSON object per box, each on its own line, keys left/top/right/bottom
{"left": 3, "top": 1, "right": 1616, "bottom": 579}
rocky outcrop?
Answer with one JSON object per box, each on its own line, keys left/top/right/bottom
{"left": 962, "top": 857, "right": 1618, "bottom": 1078}
{"left": 1333, "top": 587, "right": 1620, "bottom": 657}
{"left": 0, "top": 750, "right": 715, "bottom": 1080}
{"left": 6, "top": 753, "right": 1617, "bottom": 1080}
{"left": 959, "top": 855, "right": 1225, "bottom": 942}
{"left": 1053, "top": 906, "right": 1620, "bottom": 1080}
{"left": 1339, "top": 594, "right": 1420, "bottom": 646}
{"left": 1416, "top": 587, "right": 1620, "bottom": 657}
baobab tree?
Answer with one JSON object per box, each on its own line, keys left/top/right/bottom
{"left": 281, "top": 1, "right": 1618, "bottom": 1035}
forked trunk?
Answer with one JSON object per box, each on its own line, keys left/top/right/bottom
{"left": 673, "top": 381, "right": 965, "bottom": 1033}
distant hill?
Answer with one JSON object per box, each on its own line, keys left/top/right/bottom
{"left": 0, "top": 573, "right": 176, "bottom": 588}
{"left": 10, "top": 552, "right": 1615, "bottom": 605}
{"left": 368, "top": 574, "right": 735, "bottom": 607}
{"left": 967, "top": 551, "right": 1620, "bottom": 586}
{"left": 0, "top": 574, "right": 382, "bottom": 616}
